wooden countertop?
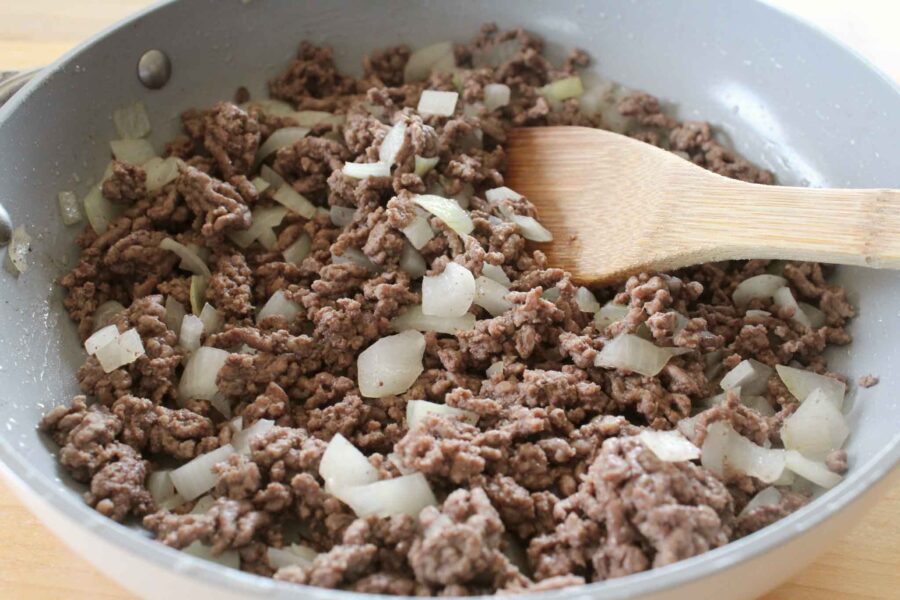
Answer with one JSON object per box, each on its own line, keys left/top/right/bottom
{"left": 0, "top": 1, "right": 898, "bottom": 599}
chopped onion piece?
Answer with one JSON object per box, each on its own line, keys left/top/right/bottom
{"left": 83, "top": 184, "right": 122, "bottom": 235}
{"left": 773, "top": 286, "right": 812, "bottom": 327}
{"left": 720, "top": 359, "right": 772, "bottom": 395}
{"left": 159, "top": 238, "right": 211, "bottom": 278}
{"left": 423, "top": 262, "right": 476, "bottom": 317}
{"left": 190, "top": 495, "right": 216, "bottom": 515}
{"left": 486, "top": 360, "right": 505, "bottom": 378}
{"left": 485, "top": 186, "right": 522, "bottom": 203}
{"left": 110, "top": 139, "right": 157, "bottom": 165}
{"left": 732, "top": 274, "right": 788, "bottom": 308}
{"left": 574, "top": 287, "right": 601, "bottom": 313}
{"left": 740, "top": 487, "right": 782, "bottom": 516}
{"left": 229, "top": 417, "right": 243, "bottom": 433}
{"left": 292, "top": 110, "right": 345, "bottom": 128}
{"left": 542, "top": 287, "right": 561, "bottom": 302}
{"left": 85, "top": 324, "right": 119, "bottom": 355}
{"left": 539, "top": 76, "right": 584, "bottom": 101}
{"left": 148, "top": 470, "right": 175, "bottom": 504}
{"left": 342, "top": 161, "right": 391, "bottom": 179}
{"left": 92, "top": 300, "right": 125, "bottom": 332}
{"left": 483, "top": 83, "right": 511, "bottom": 111}
{"left": 511, "top": 214, "right": 553, "bottom": 242}
{"left": 267, "top": 546, "right": 314, "bottom": 570}
{"left": 701, "top": 422, "right": 785, "bottom": 483}
{"left": 144, "top": 157, "right": 182, "bottom": 192}
{"left": 400, "top": 242, "right": 426, "bottom": 279}
{"left": 781, "top": 388, "right": 849, "bottom": 459}
{"left": 250, "top": 176, "right": 270, "bottom": 194}
{"left": 94, "top": 328, "right": 145, "bottom": 373}
{"left": 242, "top": 98, "right": 294, "bottom": 116}
{"left": 481, "top": 263, "right": 510, "bottom": 287}
{"left": 357, "top": 330, "right": 425, "bottom": 398}
{"left": 379, "top": 121, "right": 407, "bottom": 166}
{"left": 743, "top": 395, "right": 776, "bottom": 417}
{"left": 798, "top": 302, "right": 826, "bottom": 328}
{"left": 474, "top": 275, "right": 512, "bottom": 317}
{"left": 319, "top": 433, "right": 379, "bottom": 492}
{"left": 260, "top": 164, "right": 287, "bottom": 188}
{"left": 283, "top": 233, "right": 311, "bottom": 265}
{"left": 329, "top": 205, "right": 356, "bottom": 227}
{"left": 745, "top": 309, "right": 771, "bottom": 318}
{"left": 417, "top": 90, "right": 458, "bottom": 116}
{"left": 164, "top": 296, "right": 186, "bottom": 335}
{"left": 676, "top": 415, "right": 699, "bottom": 440}
{"left": 199, "top": 303, "right": 223, "bottom": 335}
{"left": 57, "top": 191, "right": 82, "bottom": 225}
{"left": 273, "top": 185, "right": 316, "bottom": 218}
{"left": 335, "top": 472, "right": 437, "bottom": 518}
{"left": 595, "top": 334, "right": 689, "bottom": 377}
{"left": 595, "top": 303, "right": 630, "bottom": 329}
{"left": 407, "top": 400, "right": 478, "bottom": 428}
{"left": 775, "top": 364, "right": 846, "bottom": 408}
{"left": 179, "top": 314, "right": 203, "bottom": 353}
{"left": 785, "top": 450, "right": 842, "bottom": 488}
{"left": 413, "top": 194, "right": 473, "bottom": 236}
{"left": 254, "top": 127, "right": 310, "bottom": 166}
{"left": 404, "top": 41, "right": 455, "bottom": 82}
{"left": 414, "top": 155, "right": 439, "bottom": 176}
{"left": 288, "top": 544, "right": 319, "bottom": 562}
{"left": 387, "top": 452, "right": 416, "bottom": 476}
{"left": 232, "top": 419, "right": 275, "bottom": 455}
{"left": 257, "top": 290, "right": 301, "bottom": 323}
{"left": 113, "top": 101, "right": 151, "bottom": 139}
{"left": 178, "top": 346, "right": 229, "bottom": 403}
{"left": 229, "top": 205, "right": 290, "bottom": 249}
{"left": 332, "top": 247, "right": 382, "bottom": 272}
{"left": 171, "top": 444, "right": 235, "bottom": 502}
{"left": 183, "top": 541, "right": 239, "bottom": 568}
{"left": 639, "top": 430, "right": 700, "bottom": 462}
{"left": 189, "top": 275, "right": 208, "bottom": 316}
{"left": 391, "top": 304, "right": 475, "bottom": 334}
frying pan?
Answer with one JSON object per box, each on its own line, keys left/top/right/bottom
{"left": 0, "top": 1, "right": 898, "bottom": 599}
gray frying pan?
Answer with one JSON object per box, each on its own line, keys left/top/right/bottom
{"left": 0, "top": 1, "right": 897, "bottom": 599}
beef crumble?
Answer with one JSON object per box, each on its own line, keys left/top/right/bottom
{"left": 41, "top": 24, "right": 854, "bottom": 596}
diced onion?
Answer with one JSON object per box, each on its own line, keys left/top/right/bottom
{"left": 183, "top": 541, "right": 239, "bottom": 569}
{"left": 775, "top": 364, "right": 846, "bottom": 408}
{"left": 676, "top": 415, "right": 700, "bottom": 440}
{"left": 189, "top": 275, "right": 208, "bottom": 316}
{"left": 171, "top": 443, "right": 235, "bottom": 502}
{"left": 538, "top": 76, "right": 584, "bottom": 101}
{"left": 92, "top": 300, "right": 126, "bottom": 332}
{"left": 273, "top": 185, "right": 316, "bottom": 219}
{"left": 745, "top": 309, "right": 771, "bottom": 318}
{"left": 407, "top": 399, "right": 478, "bottom": 428}
{"left": 291, "top": 110, "right": 345, "bottom": 128}
{"left": 164, "top": 296, "right": 186, "bottom": 335}
{"left": 148, "top": 470, "right": 175, "bottom": 504}
{"left": 417, "top": 90, "right": 458, "bottom": 116}
{"left": 332, "top": 248, "right": 382, "bottom": 272}
{"left": 595, "top": 303, "right": 629, "bottom": 329}
{"left": 199, "top": 303, "right": 223, "bottom": 335}
{"left": 342, "top": 161, "right": 391, "bottom": 179}
{"left": 257, "top": 290, "right": 301, "bottom": 323}
{"left": 159, "top": 238, "right": 211, "bottom": 278}
{"left": 391, "top": 304, "right": 475, "bottom": 334}
{"left": 740, "top": 487, "right": 782, "bottom": 517}
{"left": 254, "top": 127, "right": 310, "bottom": 166}
{"left": 242, "top": 99, "right": 294, "bottom": 116}
{"left": 485, "top": 186, "right": 522, "bottom": 203}
{"left": 58, "top": 191, "right": 82, "bottom": 225}
{"left": 594, "top": 333, "right": 690, "bottom": 377}
{"left": 720, "top": 359, "right": 772, "bottom": 395}
{"left": 85, "top": 324, "right": 119, "bottom": 355}
{"left": 486, "top": 360, "right": 505, "bottom": 378}
{"left": 422, "top": 262, "right": 476, "bottom": 317}
{"left": 473, "top": 275, "right": 512, "bottom": 317}
{"left": 283, "top": 233, "right": 311, "bottom": 265}
{"left": 773, "top": 286, "right": 812, "bottom": 327}
{"left": 481, "top": 263, "right": 510, "bottom": 287}
{"left": 781, "top": 388, "right": 849, "bottom": 460}
{"left": 379, "top": 121, "right": 407, "bottom": 166}
{"left": 179, "top": 314, "right": 204, "bottom": 353}
{"left": 267, "top": 546, "right": 315, "bottom": 570}
{"left": 483, "top": 83, "right": 511, "bottom": 111}
{"left": 357, "top": 330, "right": 425, "bottom": 398}
{"left": 329, "top": 205, "right": 356, "bottom": 227}
{"left": 144, "top": 157, "right": 183, "bottom": 192}
{"left": 638, "top": 429, "right": 701, "bottom": 462}
{"left": 511, "top": 214, "right": 553, "bottom": 242}
{"left": 229, "top": 417, "right": 243, "bottom": 433}
{"left": 400, "top": 242, "right": 426, "bottom": 279}
{"left": 402, "top": 214, "right": 435, "bottom": 250}
{"left": 113, "top": 101, "right": 151, "bottom": 139}
{"left": 232, "top": 419, "right": 275, "bottom": 455}
{"left": 542, "top": 287, "right": 561, "bottom": 302}
{"left": 319, "top": 433, "right": 379, "bottom": 493}
{"left": 250, "top": 177, "right": 270, "bottom": 195}
{"left": 413, "top": 194, "right": 473, "bottom": 236}
{"left": 798, "top": 302, "right": 826, "bottom": 328}
{"left": 701, "top": 422, "right": 785, "bottom": 484}
{"left": 5, "top": 224, "right": 30, "bottom": 275}
{"left": 334, "top": 472, "right": 437, "bottom": 519}
{"left": 414, "top": 155, "right": 439, "bottom": 177}
{"left": 743, "top": 394, "right": 776, "bottom": 417}
{"left": 190, "top": 494, "right": 216, "bottom": 515}
{"left": 574, "top": 287, "right": 601, "bottom": 313}
{"left": 83, "top": 184, "right": 122, "bottom": 235}
{"left": 387, "top": 452, "right": 416, "bottom": 476}
{"left": 228, "top": 205, "right": 289, "bottom": 249}
{"left": 732, "top": 274, "right": 788, "bottom": 308}
{"left": 785, "top": 450, "right": 842, "bottom": 489}
{"left": 178, "top": 346, "right": 229, "bottom": 403}
{"left": 94, "top": 328, "right": 145, "bottom": 373}
{"left": 404, "top": 41, "right": 455, "bottom": 82}
{"left": 260, "top": 165, "right": 287, "bottom": 188}
{"left": 110, "top": 139, "right": 157, "bottom": 165}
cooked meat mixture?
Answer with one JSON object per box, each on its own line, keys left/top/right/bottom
{"left": 41, "top": 24, "right": 856, "bottom": 595}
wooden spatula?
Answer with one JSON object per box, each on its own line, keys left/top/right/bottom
{"left": 505, "top": 126, "right": 900, "bottom": 285}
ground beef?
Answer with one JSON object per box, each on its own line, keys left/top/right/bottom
{"left": 857, "top": 374, "right": 879, "bottom": 388}
{"left": 43, "top": 23, "right": 855, "bottom": 596}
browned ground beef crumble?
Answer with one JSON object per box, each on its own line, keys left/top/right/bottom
{"left": 41, "top": 24, "right": 858, "bottom": 595}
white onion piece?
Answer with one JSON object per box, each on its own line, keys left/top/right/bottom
{"left": 400, "top": 242, "right": 426, "bottom": 279}
{"left": 357, "top": 330, "right": 425, "bottom": 398}
{"left": 283, "top": 233, "right": 311, "bottom": 265}
{"left": 335, "top": 472, "right": 437, "bottom": 519}
{"left": 332, "top": 248, "right": 382, "bottom": 273}
{"left": 242, "top": 99, "right": 294, "bottom": 116}
{"left": 329, "top": 205, "right": 356, "bottom": 227}
{"left": 227, "top": 205, "right": 288, "bottom": 249}
{"left": 799, "top": 302, "right": 826, "bottom": 328}
{"left": 775, "top": 364, "right": 846, "bottom": 408}
{"left": 58, "top": 191, "right": 82, "bottom": 225}
{"left": 159, "top": 238, "right": 211, "bottom": 278}
{"left": 574, "top": 287, "right": 601, "bottom": 313}
{"left": 483, "top": 83, "right": 511, "bottom": 111}
{"left": 541, "top": 287, "right": 561, "bottom": 302}
{"left": 267, "top": 546, "right": 315, "bottom": 570}
{"left": 110, "top": 139, "right": 157, "bottom": 165}
{"left": 95, "top": 328, "right": 145, "bottom": 373}
{"left": 781, "top": 388, "right": 849, "bottom": 460}
{"left": 250, "top": 176, "right": 270, "bottom": 195}
{"left": 676, "top": 415, "right": 699, "bottom": 440}
{"left": 170, "top": 443, "right": 235, "bottom": 501}
{"left": 255, "top": 229, "right": 277, "bottom": 251}
{"left": 484, "top": 186, "right": 522, "bottom": 203}
{"left": 773, "top": 468, "right": 796, "bottom": 486}
{"left": 402, "top": 214, "right": 435, "bottom": 250}
{"left": 342, "top": 161, "right": 391, "bottom": 179}
{"left": 538, "top": 76, "right": 584, "bottom": 101}
{"left": 178, "top": 346, "right": 229, "bottom": 402}
{"left": 85, "top": 324, "right": 119, "bottom": 355}
{"left": 229, "top": 416, "right": 243, "bottom": 433}
{"left": 511, "top": 214, "right": 553, "bottom": 242}
{"left": 232, "top": 419, "right": 275, "bottom": 455}
{"left": 414, "top": 155, "right": 439, "bottom": 177}
{"left": 732, "top": 274, "right": 788, "bottom": 308}
{"left": 178, "top": 315, "right": 203, "bottom": 353}
{"left": 183, "top": 541, "right": 240, "bottom": 569}
{"left": 113, "top": 101, "right": 151, "bottom": 139}
{"left": 83, "top": 184, "right": 122, "bottom": 235}
{"left": 319, "top": 433, "right": 379, "bottom": 493}
{"left": 260, "top": 164, "right": 287, "bottom": 188}
{"left": 254, "top": 127, "right": 310, "bottom": 166}
{"left": 379, "top": 121, "right": 407, "bottom": 166}
{"left": 773, "top": 286, "right": 812, "bottom": 327}
{"left": 148, "top": 470, "right": 175, "bottom": 504}
{"left": 164, "top": 296, "right": 186, "bottom": 335}
{"left": 743, "top": 395, "right": 776, "bottom": 417}
{"left": 199, "top": 303, "right": 223, "bottom": 335}
{"left": 387, "top": 452, "right": 416, "bottom": 476}
{"left": 745, "top": 309, "right": 771, "bottom": 318}
{"left": 595, "top": 303, "right": 627, "bottom": 329}
{"left": 407, "top": 400, "right": 478, "bottom": 428}
{"left": 473, "top": 275, "right": 512, "bottom": 317}
{"left": 413, "top": 194, "right": 473, "bottom": 236}
{"left": 273, "top": 185, "right": 316, "bottom": 219}
{"left": 481, "top": 263, "right": 510, "bottom": 287}
{"left": 701, "top": 422, "right": 785, "bottom": 484}
{"left": 417, "top": 90, "right": 458, "bottom": 116}
{"left": 189, "top": 275, "right": 208, "bottom": 316}
{"left": 391, "top": 304, "right": 475, "bottom": 334}
{"left": 404, "top": 41, "right": 455, "bottom": 82}
{"left": 292, "top": 110, "right": 345, "bottom": 127}
{"left": 92, "top": 300, "right": 126, "bottom": 332}
{"left": 288, "top": 544, "right": 319, "bottom": 562}
{"left": 144, "top": 157, "right": 183, "bottom": 192}
{"left": 785, "top": 450, "right": 842, "bottom": 489}
{"left": 257, "top": 290, "right": 301, "bottom": 323}
{"left": 594, "top": 334, "right": 690, "bottom": 377}
{"left": 190, "top": 494, "right": 216, "bottom": 515}
{"left": 422, "top": 262, "right": 476, "bottom": 317}
{"left": 740, "top": 487, "right": 782, "bottom": 517}
{"left": 638, "top": 430, "right": 700, "bottom": 462}
{"left": 719, "top": 358, "right": 772, "bottom": 395}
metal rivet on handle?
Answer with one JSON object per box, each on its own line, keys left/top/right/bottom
{"left": 0, "top": 203, "right": 12, "bottom": 246}
{"left": 137, "top": 49, "right": 171, "bottom": 89}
